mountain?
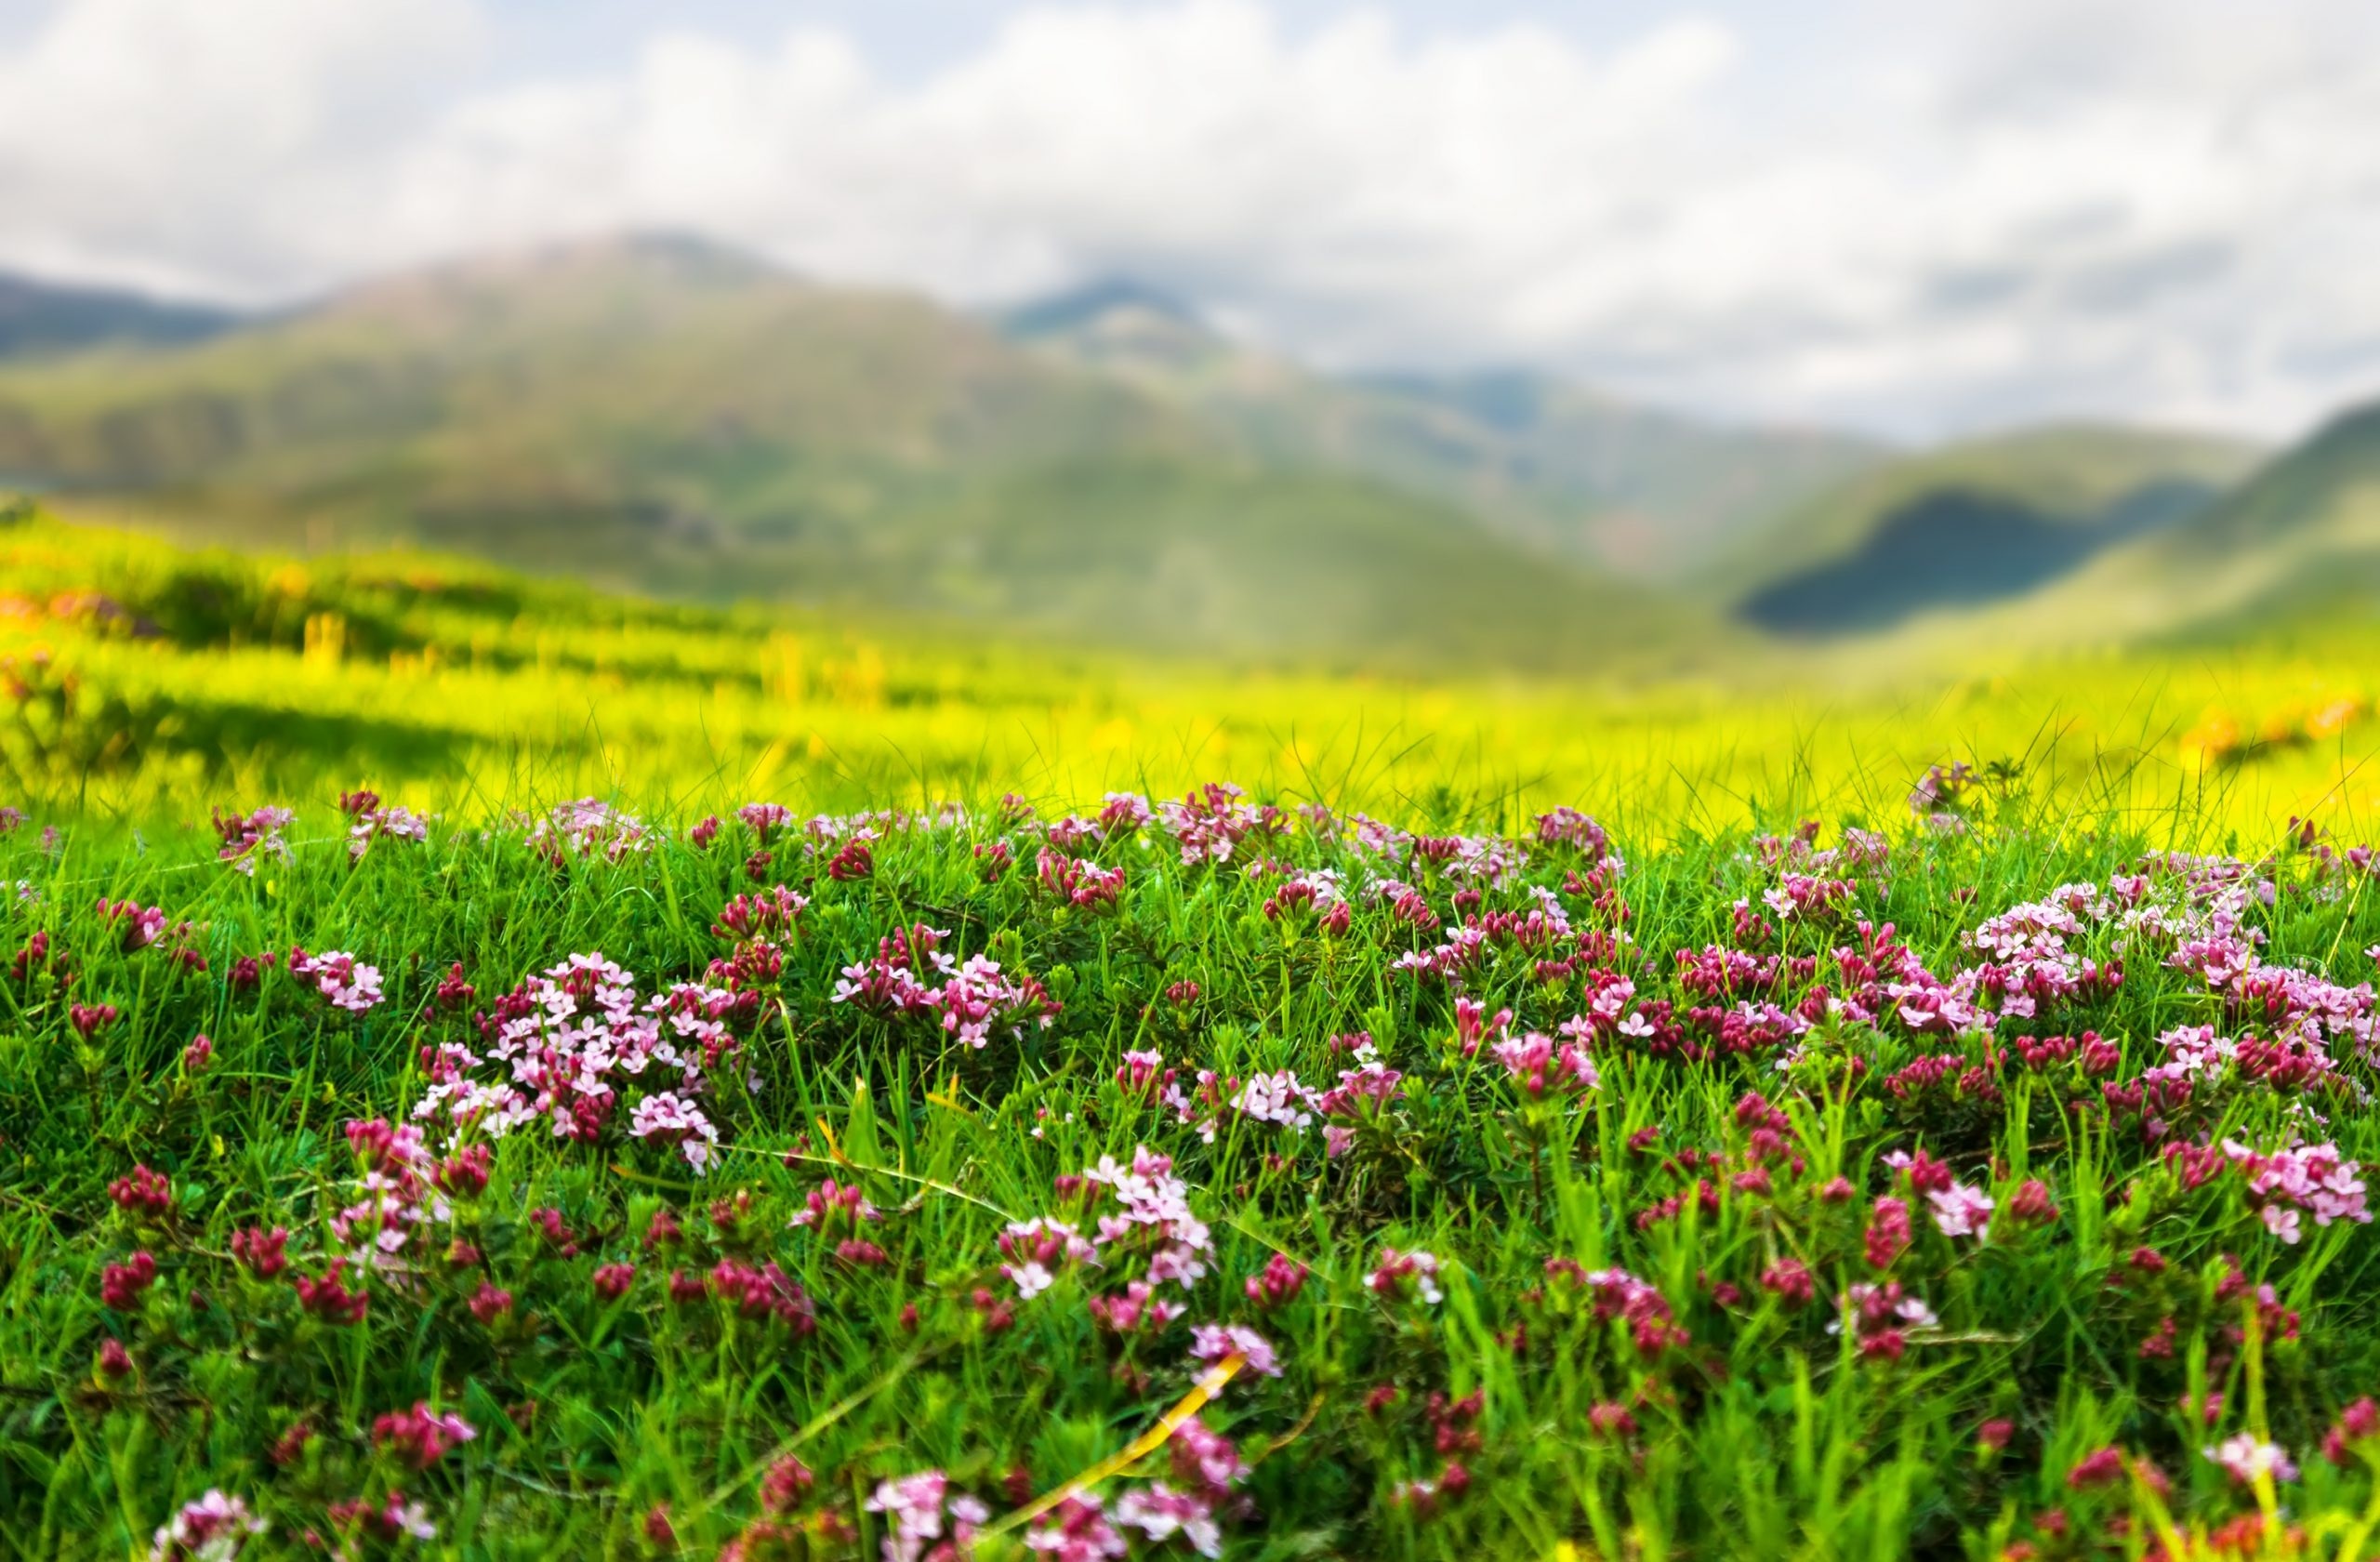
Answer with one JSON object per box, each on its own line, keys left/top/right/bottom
{"left": 1001, "top": 281, "right": 1889, "bottom": 577}
{"left": 2002, "top": 399, "right": 2380, "bottom": 642}
{"left": 1711, "top": 424, "right": 2267, "bottom": 637}
{"left": 0, "top": 271, "right": 241, "bottom": 359}
{"left": 0, "top": 235, "right": 1712, "bottom": 670}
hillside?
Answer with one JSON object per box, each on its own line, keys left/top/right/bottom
{"left": 0, "top": 236, "right": 1707, "bottom": 670}
{"left": 1006, "top": 281, "right": 1888, "bottom": 576}
{"left": 0, "top": 270, "right": 240, "bottom": 359}
{"left": 1712, "top": 423, "right": 2266, "bottom": 636}
{"left": 1971, "top": 398, "right": 2380, "bottom": 645}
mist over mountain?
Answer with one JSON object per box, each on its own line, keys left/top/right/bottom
{"left": 0, "top": 236, "right": 1724, "bottom": 670}
{"left": 0, "top": 232, "right": 2363, "bottom": 665}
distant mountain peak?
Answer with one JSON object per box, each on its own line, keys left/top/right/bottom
{"left": 1001, "top": 277, "right": 1208, "bottom": 338}
{"left": 316, "top": 230, "right": 790, "bottom": 319}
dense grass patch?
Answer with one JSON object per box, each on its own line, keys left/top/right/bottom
{"left": 9, "top": 778, "right": 2380, "bottom": 1559}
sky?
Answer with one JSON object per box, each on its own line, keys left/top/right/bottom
{"left": 1, "top": 0, "right": 2377, "bottom": 440}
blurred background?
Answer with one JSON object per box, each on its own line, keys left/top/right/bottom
{"left": 2, "top": 0, "right": 2379, "bottom": 828}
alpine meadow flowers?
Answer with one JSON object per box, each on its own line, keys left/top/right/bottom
{"left": 14, "top": 778, "right": 2380, "bottom": 1558}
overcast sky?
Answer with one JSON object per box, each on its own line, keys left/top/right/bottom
{"left": 2, "top": 0, "right": 2377, "bottom": 440}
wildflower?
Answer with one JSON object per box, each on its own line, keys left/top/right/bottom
{"left": 1025, "top": 1492, "right": 1129, "bottom": 1561}
{"left": 1169, "top": 1414, "right": 1249, "bottom": 1493}
{"left": 1978, "top": 1419, "right": 2016, "bottom": 1452}
{"left": 151, "top": 1490, "right": 266, "bottom": 1561}
{"left": 998, "top": 1217, "right": 1099, "bottom": 1298}
{"left": 101, "top": 1251, "right": 157, "bottom": 1310}
{"left": 1245, "top": 1252, "right": 1308, "bottom": 1309}
{"left": 1368, "top": 1247, "right": 1445, "bottom": 1305}
{"left": 286, "top": 948, "right": 384, "bottom": 1013}
{"left": 1087, "top": 1280, "right": 1184, "bottom": 1334}
{"left": 1864, "top": 1197, "right": 1912, "bottom": 1268}
{"left": 2005, "top": 1179, "right": 2057, "bottom": 1226}
{"left": 182, "top": 1035, "right": 213, "bottom": 1070}
{"left": 98, "top": 1338, "right": 134, "bottom": 1380}
{"left": 98, "top": 898, "right": 167, "bottom": 951}
{"left": 110, "top": 1164, "right": 174, "bottom": 1220}
{"left": 865, "top": 1470, "right": 989, "bottom": 1562}
{"left": 374, "top": 1402, "right": 478, "bottom": 1470}
{"left": 2323, "top": 1398, "right": 2380, "bottom": 1465}
{"left": 435, "top": 1145, "right": 491, "bottom": 1198}
{"left": 1113, "top": 1484, "right": 1222, "bottom": 1556}
{"left": 1759, "top": 1258, "right": 1816, "bottom": 1308}
{"left": 760, "top": 1455, "right": 814, "bottom": 1513}
{"left": 592, "top": 1263, "right": 637, "bottom": 1300}
{"left": 211, "top": 806, "right": 294, "bottom": 875}
{"left": 1927, "top": 1184, "right": 1995, "bottom": 1240}
{"left": 2222, "top": 1139, "right": 2371, "bottom": 1242}
{"left": 230, "top": 1226, "right": 288, "bottom": 1279}
{"left": 467, "top": 1283, "right": 513, "bottom": 1323}
{"left": 1189, "top": 1322, "right": 1281, "bottom": 1377}
{"left": 1587, "top": 1401, "right": 1636, "bottom": 1438}
{"left": 71, "top": 1001, "right": 118, "bottom": 1039}
{"left": 2067, "top": 1447, "right": 2126, "bottom": 1489}
{"left": 1489, "top": 1029, "right": 1600, "bottom": 1097}
{"left": 2206, "top": 1434, "right": 2297, "bottom": 1485}
{"left": 527, "top": 799, "right": 651, "bottom": 864}
{"left": 628, "top": 1092, "right": 721, "bottom": 1173}
{"left": 708, "top": 1260, "right": 816, "bottom": 1330}
{"left": 294, "top": 1259, "right": 369, "bottom": 1325}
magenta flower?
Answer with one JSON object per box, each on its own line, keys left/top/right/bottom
{"left": 1368, "top": 1247, "right": 1445, "bottom": 1305}
{"left": 372, "top": 1402, "right": 477, "bottom": 1471}
{"left": 151, "top": 1489, "right": 266, "bottom": 1560}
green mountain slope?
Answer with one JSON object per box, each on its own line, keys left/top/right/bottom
{"left": 1710, "top": 423, "right": 2266, "bottom": 636}
{"left": 1006, "top": 282, "right": 1889, "bottom": 577}
{"left": 0, "top": 236, "right": 1707, "bottom": 670}
{"left": 1993, "top": 399, "right": 2380, "bottom": 644}
{"left": 0, "top": 271, "right": 240, "bottom": 360}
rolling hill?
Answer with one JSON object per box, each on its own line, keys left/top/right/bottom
{"left": 1712, "top": 424, "right": 2267, "bottom": 637}
{"left": 1978, "top": 398, "right": 2380, "bottom": 645}
{"left": 1007, "top": 280, "right": 1889, "bottom": 576}
{"left": 0, "top": 271, "right": 241, "bottom": 359}
{"left": 0, "top": 235, "right": 1715, "bottom": 671}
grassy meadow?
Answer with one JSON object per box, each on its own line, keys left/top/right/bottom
{"left": 12, "top": 508, "right": 2380, "bottom": 1559}
{"left": 7, "top": 509, "right": 2380, "bottom": 846}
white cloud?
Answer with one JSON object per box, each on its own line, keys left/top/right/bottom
{"left": 2, "top": 0, "right": 2379, "bottom": 436}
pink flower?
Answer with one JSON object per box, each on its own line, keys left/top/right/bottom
{"left": 1245, "top": 1252, "right": 1308, "bottom": 1309}
{"left": 1368, "top": 1246, "right": 1444, "bottom": 1305}
{"left": 286, "top": 948, "right": 384, "bottom": 1013}
{"left": 151, "top": 1489, "right": 266, "bottom": 1560}
{"left": 865, "top": 1470, "right": 988, "bottom": 1562}
{"left": 628, "top": 1092, "right": 720, "bottom": 1173}
{"left": 1189, "top": 1322, "right": 1281, "bottom": 1377}
{"left": 1926, "top": 1184, "right": 1995, "bottom": 1240}
{"left": 2205, "top": 1434, "right": 2297, "bottom": 1485}
{"left": 1113, "top": 1484, "right": 1221, "bottom": 1557}
{"left": 372, "top": 1402, "right": 477, "bottom": 1470}
{"left": 1024, "top": 1493, "right": 1129, "bottom": 1562}
{"left": 1489, "top": 1030, "right": 1600, "bottom": 1097}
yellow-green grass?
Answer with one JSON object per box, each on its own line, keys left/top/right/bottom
{"left": 7, "top": 510, "right": 2378, "bottom": 848}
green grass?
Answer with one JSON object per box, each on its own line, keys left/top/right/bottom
{"left": 8, "top": 768, "right": 2380, "bottom": 1558}
{"left": 10, "top": 511, "right": 2380, "bottom": 1556}
{"left": 8, "top": 510, "right": 2380, "bottom": 846}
